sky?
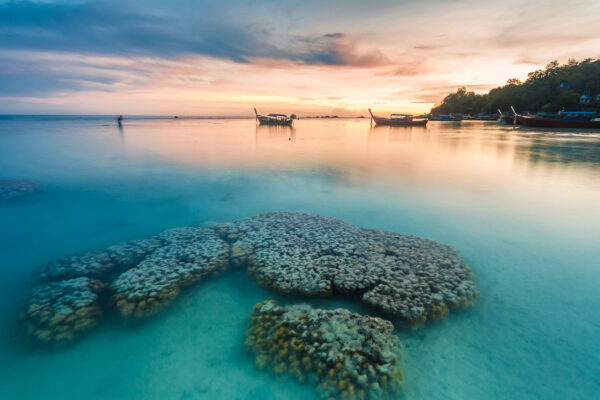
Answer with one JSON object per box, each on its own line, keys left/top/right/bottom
{"left": 1, "top": 0, "right": 599, "bottom": 116}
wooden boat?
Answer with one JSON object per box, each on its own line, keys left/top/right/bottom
{"left": 254, "top": 108, "right": 293, "bottom": 126}
{"left": 429, "top": 114, "right": 462, "bottom": 121}
{"left": 510, "top": 106, "right": 600, "bottom": 128}
{"left": 368, "top": 109, "right": 428, "bottom": 127}
{"left": 498, "top": 109, "right": 515, "bottom": 124}
{"left": 471, "top": 113, "right": 500, "bottom": 121}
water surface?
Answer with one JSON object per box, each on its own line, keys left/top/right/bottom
{"left": 1, "top": 117, "right": 599, "bottom": 400}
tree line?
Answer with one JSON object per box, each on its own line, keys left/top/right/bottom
{"left": 430, "top": 58, "right": 600, "bottom": 115}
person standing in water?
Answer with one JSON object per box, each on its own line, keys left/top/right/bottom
{"left": 117, "top": 115, "right": 123, "bottom": 126}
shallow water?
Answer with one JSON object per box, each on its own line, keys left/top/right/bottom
{"left": 0, "top": 117, "right": 599, "bottom": 400}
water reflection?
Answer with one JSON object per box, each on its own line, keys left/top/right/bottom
{"left": 116, "top": 119, "right": 600, "bottom": 177}
{"left": 112, "top": 118, "right": 600, "bottom": 234}
{"left": 117, "top": 122, "right": 124, "bottom": 140}
{"left": 255, "top": 124, "right": 296, "bottom": 143}
{"left": 524, "top": 134, "right": 600, "bottom": 165}
{"left": 368, "top": 124, "right": 428, "bottom": 142}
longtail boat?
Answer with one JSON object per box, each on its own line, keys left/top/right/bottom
{"left": 368, "top": 109, "right": 428, "bottom": 127}
{"left": 471, "top": 112, "right": 500, "bottom": 121}
{"left": 254, "top": 108, "right": 293, "bottom": 126}
{"left": 510, "top": 106, "right": 600, "bottom": 129}
{"left": 429, "top": 114, "right": 462, "bottom": 121}
{"left": 498, "top": 109, "right": 515, "bottom": 124}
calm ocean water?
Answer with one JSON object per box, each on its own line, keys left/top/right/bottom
{"left": 0, "top": 116, "right": 599, "bottom": 399}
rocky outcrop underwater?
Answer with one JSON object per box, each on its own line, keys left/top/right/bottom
{"left": 14, "top": 212, "right": 478, "bottom": 398}
{"left": 16, "top": 277, "right": 106, "bottom": 347}
{"left": 246, "top": 300, "right": 403, "bottom": 400}
{"left": 0, "top": 179, "right": 38, "bottom": 202}
{"left": 17, "top": 212, "right": 478, "bottom": 345}
{"left": 222, "top": 212, "right": 477, "bottom": 322}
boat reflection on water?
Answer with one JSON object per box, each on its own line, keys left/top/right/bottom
{"left": 255, "top": 123, "right": 296, "bottom": 143}
{"left": 368, "top": 123, "right": 429, "bottom": 142}
{"left": 110, "top": 118, "right": 600, "bottom": 174}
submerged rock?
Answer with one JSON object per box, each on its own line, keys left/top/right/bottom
{"left": 15, "top": 277, "right": 106, "bottom": 347}
{"left": 15, "top": 211, "right": 478, "bottom": 347}
{"left": 35, "top": 238, "right": 163, "bottom": 282}
{"left": 246, "top": 300, "right": 403, "bottom": 400}
{"left": 110, "top": 227, "right": 230, "bottom": 318}
{"left": 222, "top": 212, "right": 478, "bottom": 323}
{"left": 0, "top": 178, "right": 38, "bottom": 201}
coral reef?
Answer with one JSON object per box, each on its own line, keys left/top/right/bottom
{"left": 246, "top": 300, "right": 403, "bottom": 400}
{"left": 111, "top": 227, "right": 229, "bottom": 317}
{"left": 15, "top": 212, "right": 478, "bottom": 347}
{"left": 35, "top": 238, "right": 163, "bottom": 282}
{"left": 357, "top": 228, "right": 478, "bottom": 323}
{"left": 222, "top": 212, "right": 479, "bottom": 323}
{"left": 221, "top": 212, "right": 361, "bottom": 297}
{"left": 0, "top": 178, "right": 38, "bottom": 201}
{"left": 15, "top": 277, "right": 106, "bottom": 347}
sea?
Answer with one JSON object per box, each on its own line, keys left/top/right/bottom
{"left": 0, "top": 116, "right": 599, "bottom": 400}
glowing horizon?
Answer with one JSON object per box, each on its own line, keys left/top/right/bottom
{"left": 1, "top": 0, "right": 599, "bottom": 116}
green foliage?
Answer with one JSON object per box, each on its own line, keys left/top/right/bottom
{"left": 431, "top": 59, "right": 600, "bottom": 114}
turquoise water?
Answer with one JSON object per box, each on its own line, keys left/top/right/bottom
{"left": 0, "top": 117, "right": 599, "bottom": 399}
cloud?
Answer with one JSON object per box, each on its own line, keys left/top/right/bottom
{"left": 391, "top": 62, "right": 433, "bottom": 76}
{"left": 0, "top": 1, "right": 264, "bottom": 61}
{"left": 373, "top": 59, "right": 433, "bottom": 77}
{"left": 1, "top": 0, "right": 599, "bottom": 113}
{"left": 413, "top": 45, "right": 437, "bottom": 50}
{"left": 0, "top": 1, "right": 389, "bottom": 67}
{"left": 0, "top": 50, "right": 149, "bottom": 96}
{"left": 284, "top": 33, "right": 390, "bottom": 67}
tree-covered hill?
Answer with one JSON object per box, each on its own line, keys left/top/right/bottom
{"left": 430, "top": 58, "right": 600, "bottom": 114}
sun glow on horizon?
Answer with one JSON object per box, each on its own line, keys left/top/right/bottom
{"left": 0, "top": 51, "right": 549, "bottom": 116}
{"left": 1, "top": 1, "right": 599, "bottom": 115}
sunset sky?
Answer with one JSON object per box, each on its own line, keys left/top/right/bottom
{"left": 1, "top": 0, "right": 599, "bottom": 116}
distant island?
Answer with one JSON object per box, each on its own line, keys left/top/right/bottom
{"left": 431, "top": 58, "right": 600, "bottom": 115}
